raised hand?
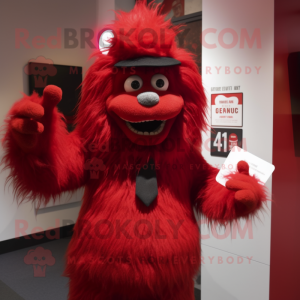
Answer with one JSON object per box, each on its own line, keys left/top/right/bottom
{"left": 2, "top": 84, "right": 86, "bottom": 202}
{"left": 9, "top": 85, "right": 62, "bottom": 152}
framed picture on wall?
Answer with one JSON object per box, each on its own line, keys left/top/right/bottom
{"left": 172, "top": 11, "right": 202, "bottom": 73}
{"left": 136, "top": 1, "right": 203, "bottom": 73}
{"left": 135, "top": 0, "right": 185, "bottom": 19}
{"left": 149, "top": 0, "right": 185, "bottom": 19}
{"left": 140, "top": 0, "right": 202, "bottom": 19}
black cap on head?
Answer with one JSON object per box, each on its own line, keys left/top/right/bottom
{"left": 114, "top": 56, "right": 181, "bottom": 68}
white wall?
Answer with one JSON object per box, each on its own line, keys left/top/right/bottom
{"left": 201, "top": 0, "right": 274, "bottom": 299}
{"left": 0, "top": 0, "right": 115, "bottom": 242}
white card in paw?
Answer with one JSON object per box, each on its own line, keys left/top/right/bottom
{"left": 216, "top": 146, "right": 275, "bottom": 187}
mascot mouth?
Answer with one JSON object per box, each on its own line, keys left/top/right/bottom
{"left": 124, "top": 120, "right": 166, "bottom": 135}
{"left": 107, "top": 93, "right": 184, "bottom": 145}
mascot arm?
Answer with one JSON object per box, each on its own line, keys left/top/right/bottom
{"left": 193, "top": 159, "right": 268, "bottom": 223}
{"left": 2, "top": 85, "right": 86, "bottom": 204}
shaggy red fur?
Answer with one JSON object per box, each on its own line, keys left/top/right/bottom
{"left": 2, "top": 2, "right": 268, "bottom": 299}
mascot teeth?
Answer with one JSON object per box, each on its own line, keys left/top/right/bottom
{"left": 126, "top": 120, "right": 166, "bottom": 135}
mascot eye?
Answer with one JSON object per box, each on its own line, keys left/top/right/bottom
{"left": 124, "top": 75, "right": 143, "bottom": 92}
{"left": 151, "top": 74, "right": 169, "bottom": 91}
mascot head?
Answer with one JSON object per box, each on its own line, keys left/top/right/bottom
{"left": 77, "top": 1, "right": 207, "bottom": 156}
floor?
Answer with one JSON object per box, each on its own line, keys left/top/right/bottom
{"left": 0, "top": 237, "right": 200, "bottom": 300}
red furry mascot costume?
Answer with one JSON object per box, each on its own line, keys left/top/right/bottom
{"left": 2, "top": 2, "right": 267, "bottom": 299}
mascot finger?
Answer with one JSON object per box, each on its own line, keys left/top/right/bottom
{"left": 14, "top": 101, "right": 44, "bottom": 119}
{"left": 226, "top": 179, "right": 254, "bottom": 192}
{"left": 42, "top": 85, "right": 62, "bottom": 112}
{"left": 11, "top": 118, "right": 44, "bottom": 134}
{"left": 237, "top": 160, "right": 250, "bottom": 175}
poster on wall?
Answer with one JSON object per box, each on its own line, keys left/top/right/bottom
{"left": 211, "top": 128, "right": 243, "bottom": 157}
{"left": 211, "top": 93, "right": 243, "bottom": 127}
{"left": 173, "top": 14, "right": 202, "bottom": 72}
{"left": 145, "top": 0, "right": 185, "bottom": 20}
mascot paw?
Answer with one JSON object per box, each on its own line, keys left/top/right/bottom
{"left": 225, "top": 161, "right": 262, "bottom": 212}
{"left": 10, "top": 85, "right": 62, "bottom": 151}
